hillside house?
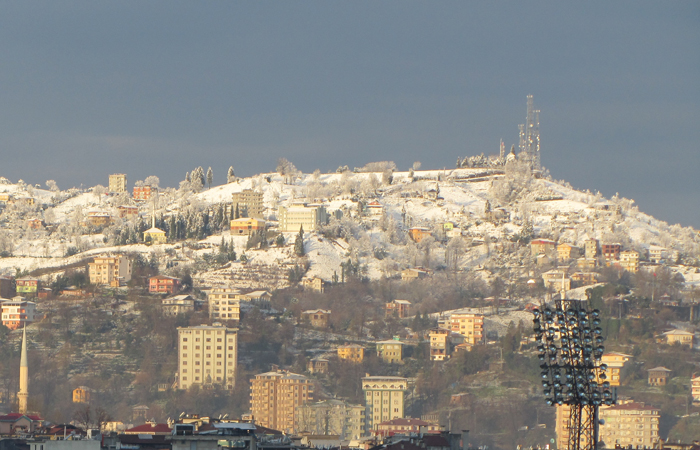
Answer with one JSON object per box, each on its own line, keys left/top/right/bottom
{"left": 87, "top": 211, "right": 112, "bottom": 227}
{"left": 118, "top": 205, "right": 139, "bottom": 219}
{"left": 302, "top": 309, "right": 331, "bottom": 328}
{"left": 232, "top": 189, "right": 264, "bottom": 219}
{"left": 647, "top": 367, "right": 672, "bottom": 386}
{"left": 133, "top": 185, "right": 154, "bottom": 201}
{"left": 385, "top": 299, "right": 411, "bottom": 318}
{"left": 649, "top": 246, "right": 666, "bottom": 263}
{"left": 603, "top": 243, "right": 622, "bottom": 261}
{"left": 143, "top": 226, "right": 166, "bottom": 244}
{"left": 162, "top": 295, "right": 197, "bottom": 316}
{"left": 557, "top": 243, "right": 580, "bottom": 261}
{"left": 15, "top": 277, "right": 39, "bottom": 294}
{"left": 530, "top": 239, "right": 557, "bottom": 258}
{"left": 27, "top": 218, "right": 44, "bottom": 229}
{"left": 584, "top": 238, "right": 599, "bottom": 259}
{"left": 599, "top": 352, "right": 633, "bottom": 387}
{"left": 571, "top": 272, "right": 599, "bottom": 287}
{"left": 376, "top": 340, "right": 404, "bottom": 364}
{"left": 149, "top": 275, "right": 182, "bottom": 294}
{"left": 0, "top": 297, "right": 37, "bottom": 330}
{"left": 365, "top": 200, "right": 384, "bottom": 218}
{"left": 230, "top": 217, "right": 265, "bottom": 236}
{"left": 243, "top": 290, "right": 272, "bottom": 309}
{"left": 278, "top": 203, "right": 328, "bottom": 232}
{"left": 429, "top": 327, "right": 452, "bottom": 361}
{"left": 620, "top": 250, "right": 640, "bottom": 273}
{"left": 401, "top": 267, "right": 430, "bottom": 282}
{"left": 307, "top": 357, "right": 329, "bottom": 374}
{"left": 337, "top": 344, "right": 365, "bottom": 363}
{"left": 301, "top": 276, "right": 324, "bottom": 293}
{"left": 662, "top": 329, "right": 694, "bottom": 347}
{"left": 408, "top": 227, "right": 431, "bottom": 243}
{"left": 576, "top": 257, "right": 597, "bottom": 270}
{"left": 72, "top": 386, "right": 93, "bottom": 403}
{"left": 89, "top": 255, "right": 132, "bottom": 287}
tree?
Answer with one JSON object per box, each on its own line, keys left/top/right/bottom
{"left": 227, "top": 166, "right": 235, "bottom": 183}
{"left": 276, "top": 234, "right": 285, "bottom": 247}
{"left": 46, "top": 180, "right": 59, "bottom": 192}
{"left": 206, "top": 167, "right": 213, "bottom": 189}
{"left": 294, "top": 226, "right": 305, "bottom": 256}
{"left": 144, "top": 175, "right": 160, "bottom": 188}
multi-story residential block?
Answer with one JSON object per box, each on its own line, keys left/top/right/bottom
{"left": 385, "top": 300, "right": 411, "bottom": 319}
{"left": 301, "top": 277, "right": 324, "bottom": 293}
{"left": 557, "top": 243, "right": 580, "bottom": 261}
{"left": 603, "top": 243, "right": 622, "bottom": 261}
{"left": 376, "top": 340, "right": 404, "bottom": 364}
{"left": 278, "top": 203, "right": 328, "bottom": 232}
{"left": 177, "top": 323, "right": 237, "bottom": 390}
{"left": 15, "top": 277, "right": 39, "bottom": 295}
{"left": 599, "top": 352, "right": 633, "bottom": 387}
{"left": 295, "top": 399, "right": 365, "bottom": 440}
{"left": 230, "top": 217, "right": 266, "bottom": 236}
{"left": 232, "top": 189, "right": 264, "bottom": 219}
{"left": 450, "top": 313, "right": 484, "bottom": 345}
{"left": 570, "top": 272, "right": 599, "bottom": 287}
{"left": 250, "top": 370, "right": 314, "bottom": 433}
{"left": 429, "top": 327, "right": 451, "bottom": 361}
{"left": 72, "top": 386, "right": 92, "bottom": 403}
{"left": 148, "top": 275, "right": 182, "bottom": 294}
{"left": 649, "top": 246, "right": 666, "bottom": 263}
{"left": 302, "top": 309, "right": 331, "bottom": 328}
{"left": 620, "top": 250, "right": 640, "bottom": 273}
{"left": 133, "top": 185, "right": 155, "bottom": 202}
{"left": 408, "top": 227, "right": 431, "bottom": 243}
{"left": 576, "top": 257, "right": 597, "bottom": 270}
{"left": 0, "top": 297, "right": 37, "bottom": 330}
{"left": 691, "top": 374, "right": 700, "bottom": 403}
{"left": 598, "top": 401, "right": 660, "bottom": 448}
{"left": 337, "top": 344, "right": 365, "bottom": 363}
{"left": 362, "top": 375, "right": 407, "bottom": 434}
{"left": 530, "top": 239, "right": 557, "bottom": 257}
{"left": 109, "top": 174, "right": 127, "bottom": 193}
{"left": 307, "top": 357, "right": 328, "bottom": 374}
{"left": 88, "top": 255, "right": 132, "bottom": 287}
{"left": 117, "top": 205, "right": 139, "bottom": 219}
{"left": 208, "top": 288, "right": 243, "bottom": 321}
{"left": 555, "top": 404, "right": 594, "bottom": 450}
{"left": 584, "top": 238, "right": 599, "bottom": 259}
{"left": 87, "top": 211, "right": 112, "bottom": 227}
{"left": 0, "top": 276, "right": 15, "bottom": 299}
{"left": 373, "top": 417, "right": 443, "bottom": 437}
{"left": 162, "top": 295, "right": 197, "bottom": 316}
{"left": 647, "top": 367, "right": 672, "bottom": 386}
{"left": 662, "top": 329, "right": 694, "bottom": 347}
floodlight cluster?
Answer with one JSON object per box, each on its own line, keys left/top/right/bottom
{"left": 533, "top": 305, "right": 615, "bottom": 408}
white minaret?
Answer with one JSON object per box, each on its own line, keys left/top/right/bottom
{"left": 18, "top": 325, "right": 29, "bottom": 414}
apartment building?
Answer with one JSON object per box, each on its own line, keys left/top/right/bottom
{"left": 250, "top": 370, "right": 314, "bottom": 433}
{"left": 302, "top": 309, "right": 331, "bottom": 328}
{"left": 118, "top": 205, "right": 139, "bottom": 219}
{"left": 691, "top": 374, "right": 700, "bottom": 403}
{"left": 557, "top": 243, "right": 580, "bottom": 261}
{"left": 376, "top": 340, "right": 404, "bottom": 364}
{"left": 584, "top": 238, "right": 599, "bottom": 259}
{"left": 530, "top": 239, "right": 557, "bottom": 257}
{"left": 72, "top": 386, "right": 92, "bottom": 404}
{"left": 555, "top": 404, "right": 594, "bottom": 450}
{"left": 177, "top": 323, "right": 237, "bottom": 390}
{"left": 208, "top": 288, "right": 243, "bottom": 321}
{"left": 301, "top": 277, "right": 324, "bottom": 293}
{"left": 598, "top": 401, "right": 660, "bottom": 448}
{"left": 429, "top": 327, "right": 451, "bottom": 361}
{"left": 162, "top": 295, "right": 197, "bottom": 316}
{"left": 337, "top": 344, "right": 365, "bottom": 363}
{"left": 295, "top": 399, "right": 365, "bottom": 440}
{"left": 133, "top": 185, "right": 154, "bottom": 202}
{"left": 620, "top": 250, "right": 640, "bottom": 273}
{"left": 230, "top": 217, "right": 265, "bottom": 236}
{"left": 109, "top": 174, "right": 127, "bottom": 193}
{"left": 88, "top": 255, "right": 132, "bottom": 287}
{"left": 450, "top": 313, "right": 484, "bottom": 345}
{"left": 278, "top": 203, "right": 328, "bottom": 232}
{"left": 385, "top": 300, "right": 411, "bottom": 319}
{"left": 232, "top": 189, "right": 264, "bottom": 219}
{"left": 148, "top": 275, "right": 182, "bottom": 294}
{"left": 15, "top": 277, "right": 39, "bottom": 295}
{"left": 647, "top": 367, "right": 671, "bottom": 386}
{"left": 0, "top": 297, "right": 37, "bottom": 330}
{"left": 599, "top": 352, "right": 633, "bottom": 387}
{"left": 603, "top": 243, "right": 622, "bottom": 261}
{"left": 362, "top": 375, "right": 408, "bottom": 434}
{"left": 408, "top": 227, "right": 431, "bottom": 243}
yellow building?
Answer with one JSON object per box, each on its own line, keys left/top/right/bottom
{"left": 144, "top": 226, "right": 166, "bottom": 244}
{"left": 376, "top": 340, "right": 403, "bottom": 364}
{"left": 662, "top": 329, "right": 694, "bottom": 347}
{"left": 620, "top": 250, "right": 640, "bottom": 273}
{"left": 555, "top": 404, "right": 594, "bottom": 450}
{"left": 230, "top": 217, "right": 265, "bottom": 236}
{"left": 599, "top": 352, "right": 633, "bottom": 387}
{"left": 598, "top": 401, "right": 660, "bottom": 448}
{"left": 429, "top": 327, "right": 451, "bottom": 361}
{"left": 557, "top": 243, "right": 579, "bottom": 261}
{"left": 337, "top": 344, "right": 365, "bottom": 363}
{"left": 278, "top": 203, "right": 328, "bottom": 232}
{"left": 584, "top": 238, "right": 598, "bottom": 259}
{"left": 208, "top": 288, "right": 244, "bottom": 321}
{"left": 691, "top": 374, "right": 700, "bottom": 403}
{"left": 72, "top": 386, "right": 92, "bottom": 403}
{"left": 232, "top": 189, "right": 264, "bottom": 219}
{"left": 88, "top": 255, "right": 132, "bottom": 287}
{"left": 109, "top": 173, "right": 127, "bottom": 193}
{"left": 177, "top": 323, "right": 238, "bottom": 390}
{"left": 450, "top": 313, "right": 484, "bottom": 345}
{"left": 301, "top": 277, "right": 324, "bottom": 293}
{"left": 250, "top": 370, "right": 314, "bottom": 433}
{"left": 295, "top": 399, "right": 365, "bottom": 440}
{"left": 362, "top": 375, "right": 407, "bottom": 434}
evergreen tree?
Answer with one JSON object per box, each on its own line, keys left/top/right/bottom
{"left": 206, "top": 167, "right": 213, "bottom": 189}
{"left": 227, "top": 166, "right": 235, "bottom": 183}
{"left": 294, "top": 226, "right": 305, "bottom": 256}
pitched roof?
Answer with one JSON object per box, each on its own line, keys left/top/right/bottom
{"left": 124, "top": 423, "right": 172, "bottom": 434}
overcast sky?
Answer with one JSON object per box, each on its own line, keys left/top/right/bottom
{"left": 1, "top": 2, "right": 698, "bottom": 227}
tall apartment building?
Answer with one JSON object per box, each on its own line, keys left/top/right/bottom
{"left": 177, "top": 323, "right": 238, "bottom": 390}
{"left": 0, "top": 297, "right": 37, "bottom": 330}
{"left": 584, "top": 238, "right": 599, "bottom": 259}
{"left": 555, "top": 404, "right": 594, "bottom": 450}
{"left": 429, "top": 327, "right": 451, "bottom": 361}
{"left": 232, "top": 189, "right": 264, "bottom": 219}
{"left": 88, "top": 255, "right": 132, "bottom": 287}
{"left": 133, "top": 185, "right": 155, "bottom": 202}
{"left": 250, "top": 370, "right": 314, "bottom": 433}
{"left": 450, "top": 313, "right": 484, "bottom": 345}
{"left": 362, "top": 375, "right": 407, "bottom": 434}
{"left": 278, "top": 203, "right": 328, "bottom": 232}
{"left": 109, "top": 174, "right": 127, "bottom": 193}
{"left": 208, "top": 288, "right": 245, "bottom": 321}
{"left": 620, "top": 250, "right": 640, "bottom": 273}
{"left": 598, "top": 401, "right": 660, "bottom": 448}
{"left": 603, "top": 243, "right": 622, "bottom": 261}
{"left": 295, "top": 399, "right": 365, "bottom": 440}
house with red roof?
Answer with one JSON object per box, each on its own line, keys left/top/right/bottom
{"left": 123, "top": 422, "right": 172, "bottom": 435}
{"left": 0, "top": 413, "right": 43, "bottom": 435}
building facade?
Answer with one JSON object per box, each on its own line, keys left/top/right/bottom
{"left": 278, "top": 204, "right": 328, "bottom": 232}
{"left": 0, "top": 297, "right": 37, "bottom": 330}
{"left": 295, "top": 399, "right": 365, "bottom": 440}
{"left": 376, "top": 340, "right": 404, "bottom": 364}
{"left": 337, "top": 344, "right": 365, "bottom": 363}
{"left": 133, "top": 185, "right": 154, "bottom": 202}
{"left": 15, "top": 277, "right": 39, "bottom": 294}
{"left": 88, "top": 255, "right": 132, "bottom": 287}
{"left": 429, "top": 328, "right": 451, "bottom": 361}
{"left": 362, "top": 376, "right": 408, "bottom": 434}
{"left": 385, "top": 300, "right": 411, "bottom": 319}
{"left": 109, "top": 174, "right": 127, "bottom": 193}
{"left": 230, "top": 217, "right": 265, "bottom": 236}
{"left": 250, "top": 370, "right": 314, "bottom": 433}
{"left": 149, "top": 275, "right": 182, "bottom": 294}
{"left": 598, "top": 401, "right": 660, "bottom": 448}
{"left": 177, "top": 323, "right": 238, "bottom": 390}
{"left": 232, "top": 189, "right": 264, "bottom": 219}
{"left": 450, "top": 313, "right": 484, "bottom": 345}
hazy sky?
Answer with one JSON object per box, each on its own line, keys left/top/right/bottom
{"left": 1, "top": 2, "right": 698, "bottom": 226}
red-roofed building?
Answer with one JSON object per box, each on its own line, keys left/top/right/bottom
{"left": 123, "top": 422, "right": 172, "bottom": 435}
{"left": 373, "top": 417, "right": 443, "bottom": 436}
{"left": 0, "top": 413, "right": 43, "bottom": 434}
{"left": 149, "top": 275, "right": 182, "bottom": 294}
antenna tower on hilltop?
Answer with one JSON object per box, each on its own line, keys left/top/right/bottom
{"left": 518, "top": 94, "right": 541, "bottom": 171}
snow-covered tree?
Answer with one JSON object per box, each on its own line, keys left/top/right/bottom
{"left": 144, "top": 175, "right": 160, "bottom": 188}
{"left": 46, "top": 180, "right": 59, "bottom": 192}
{"left": 227, "top": 166, "right": 235, "bottom": 183}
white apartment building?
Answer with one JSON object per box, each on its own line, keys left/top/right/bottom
{"left": 177, "top": 323, "right": 237, "bottom": 390}
{"left": 362, "top": 375, "right": 407, "bottom": 434}
{"left": 278, "top": 203, "right": 328, "bottom": 232}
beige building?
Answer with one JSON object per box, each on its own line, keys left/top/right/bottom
{"left": 450, "top": 313, "right": 484, "bottom": 345}
{"left": 429, "top": 327, "right": 451, "bottom": 361}
{"left": 177, "top": 323, "right": 238, "bottom": 390}
{"left": 555, "top": 404, "right": 594, "bottom": 450}
{"left": 557, "top": 243, "right": 580, "bottom": 261}
{"left": 599, "top": 352, "right": 633, "bottom": 387}
{"left": 301, "top": 276, "right": 324, "bottom": 293}
{"left": 337, "top": 344, "right": 365, "bottom": 363}
{"left": 295, "top": 399, "right": 365, "bottom": 440}
{"left": 208, "top": 288, "right": 243, "bottom": 321}
{"left": 278, "top": 203, "right": 328, "bottom": 232}
{"left": 72, "top": 386, "right": 92, "bottom": 403}
{"left": 302, "top": 309, "right": 331, "bottom": 328}
{"left": 584, "top": 238, "right": 598, "bottom": 259}
{"left": 620, "top": 250, "right": 640, "bottom": 273}
{"left": 376, "top": 340, "right": 404, "bottom": 363}
{"left": 647, "top": 367, "right": 672, "bottom": 386}
{"left": 109, "top": 173, "right": 127, "bottom": 193}
{"left": 362, "top": 375, "right": 407, "bottom": 434}
{"left": 530, "top": 239, "right": 557, "bottom": 257}
{"left": 162, "top": 295, "right": 197, "bottom": 316}
{"left": 576, "top": 257, "right": 597, "bottom": 270}
{"left": 88, "top": 255, "right": 132, "bottom": 287}
{"left": 663, "top": 329, "right": 694, "bottom": 347}
{"left": 691, "top": 374, "right": 700, "bottom": 403}
{"left": 598, "top": 401, "right": 660, "bottom": 448}
{"left": 250, "top": 370, "right": 314, "bottom": 433}
{"left": 232, "top": 189, "right": 264, "bottom": 219}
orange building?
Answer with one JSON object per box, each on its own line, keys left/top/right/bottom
{"left": 0, "top": 297, "right": 37, "bottom": 330}
{"left": 385, "top": 300, "right": 412, "bottom": 318}
{"left": 408, "top": 227, "right": 431, "bottom": 243}
{"left": 450, "top": 313, "right": 484, "bottom": 345}
{"left": 337, "top": 344, "right": 365, "bottom": 363}
{"left": 250, "top": 370, "right": 314, "bottom": 433}
{"left": 133, "top": 185, "right": 154, "bottom": 201}
{"left": 230, "top": 217, "right": 265, "bottom": 236}
{"left": 149, "top": 275, "right": 182, "bottom": 294}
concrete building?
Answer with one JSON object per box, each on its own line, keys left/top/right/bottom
{"left": 278, "top": 203, "right": 328, "bottom": 232}
{"left": 620, "top": 250, "right": 640, "bottom": 273}
{"left": 429, "top": 327, "right": 451, "bottom": 361}
{"left": 1, "top": 297, "right": 37, "bottom": 330}
{"left": 542, "top": 270, "right": 571, "bottom": 293}
{"left": 603, "top": 243, "right": 622, "bottom": 261}
{"left": 72, "top": 386, "right": 92, "bottom": 403}
{"left": 301, "top": 276, "right": 324, "bottom": 293}
{"left": 647, "top": 367, "right": 672, "bottom": 386}
{"left": 373, "top": 417, "right": 443, "bottom": 437}
{"left": 598, "top": 401, "right": 660, "bottom": 448}
{"left": 337, "top": 344, "right": 365, "bottom": 363}
{"left": 133, "top": 185, "right": 154, "bottom": 202}
{"left": 450, "top": 313, "right": 484, "bottom": 345}
{"left": 599, "top": 352, "right": 633, "bottom": 387}
{"left": 307, "top": 357, "right": 328, "bottom": 374}
{"left": 88, "top": 254, "right": 132, "bottom": 287}
{"left": 162, "top": 295, "right": 197, "bottom": 316}
{"left": 15, "top": 277, "right": 39, "bottom": 295}
{"left": 295, "top": 399, "right": 365, "bottom": 440}
{"left": 177, "top": 323, "right": 238, "bottom": 390}
{"left": 302, "top": 309, "right": 331, "bottom": 328}
{"left": 662, "top": 329, "right": 694, "bottom": 347}
{"left": 649, "top": 246, "right": 666, "bottom": 263}
{"left": 230, "top": 217, "right": 266, "bottom": 236}
{"left": 208, "top": 288, "right": 243, "bottom": 321}
{"left": 584, "top": 238, "right": 599, "bottom": 259}
{"left": 232, "top": 189, "right": 264, "bottom": 219}
{"left": 376, "top": 340, "right": 404, "bottom": 364}
{"left": 691, "top": 374, "right": 700, "bottom": 403}
{"left": 86, "top": 211, "right": 112, "bottom": 227}
{"left": 385, "top": 300, "right": 411, "bottom": 319}
{"left": 118, "top": 205, "right": 139, "bottom": 219}
{"left": 149, "top": 275, "right": 182, "bottom": 294}
{"left": 530, "top": 239, "right": 557, "bottom": 257}
{"left": 557, "top": 243, "right": 580, "bottom": 261}
{"left": 555, "top": 404, "right": 594, "bottom": 450}
{"left": 109, "top": 173, "right": 127, "bottom": 193}
{"left": 362, "top": 375, "right": 408, "bottom": 434}
{"left": 250, "top": 370, "right": 314, "bottom": 433}
{"left": 401, "top": 268, "right": 430, "bottom": 282}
